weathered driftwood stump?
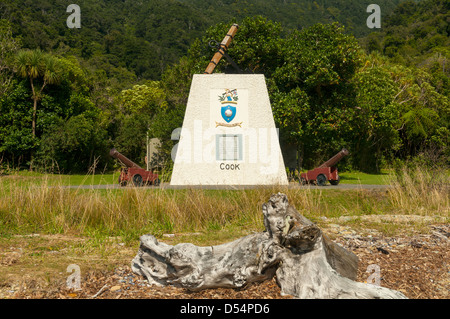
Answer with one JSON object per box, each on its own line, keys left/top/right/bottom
{"left": 132, "top": 193, "right": 407, "bottom": 299}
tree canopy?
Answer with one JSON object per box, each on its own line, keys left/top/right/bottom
{"left": 0, "top": 0, "right": 448, "bottom": 173}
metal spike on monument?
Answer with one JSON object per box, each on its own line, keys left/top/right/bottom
{"left": 204, "top": 24, "right": 239, "bottom": 74}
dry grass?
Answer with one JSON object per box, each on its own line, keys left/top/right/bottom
{"left": 0, "top": 165, "right": 448, "bottom": 242}
{"left": 387, "top": 166, "right": 449, "bottom": 216}
{"left": 0, "top": 177, "right": 268, "bottom": 239}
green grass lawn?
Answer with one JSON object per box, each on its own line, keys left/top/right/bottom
{"left": 0, "top": 170, "right": 121, "bottom": 187}
{"left": 338, "top": 170, "right": 392, "bottom": 185}
{"left": 2, "top": 170, "right": 392, "bottom": 187}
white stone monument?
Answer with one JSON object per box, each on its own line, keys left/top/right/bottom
{"left": 170, "top": 73, "right": 288, "bottom": 186}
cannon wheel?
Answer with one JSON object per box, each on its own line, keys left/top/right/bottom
{"left": 300, "top": 177, "right": 308, "bottom": 185}
{"left": 132, "top": 174, "right": 143, "bottom": 187}
{"left": 329, "top": 176, "right": 340, "bottom": 185}
{"left": 119, "top": 180, "right": 127, "bottom": 187}
{"left": 118, "top": 175, "right": 127, "bottom": 187}
{"left": 316, "top": 174, "right": 327, "bottom": 186}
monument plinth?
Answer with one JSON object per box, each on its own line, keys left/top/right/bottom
{"left": 170, "top": 73, "right": 288, "bottom": 186}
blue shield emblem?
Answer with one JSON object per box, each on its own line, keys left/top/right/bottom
{"left": 221, "top": 105, "right": 236, "bottom": 123}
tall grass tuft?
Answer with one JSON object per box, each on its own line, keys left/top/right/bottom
{"left": 0, "top": 176, "right": 271, "bottom": 239}
{"left": 0, "top": 166, "right": 448, "bottom": 241}
{"left": 387, "top": 165, "right": 449, "bottom": 216}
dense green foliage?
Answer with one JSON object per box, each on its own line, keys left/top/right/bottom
{"left": 360, "top": 0, "right": 449, "bottom": 166}
{"left": 1, "top": 0, "right": 404, "bottom": 82}
{"left": 0, "top": 0, "right": 448, "bottom": 174}
{"left": 154, "top": 13, "right": 448, "bottom": 172}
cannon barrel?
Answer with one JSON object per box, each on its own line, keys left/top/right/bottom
{"left": 318, "top": 148, "right": 349, "bottom": 168}
{"left": 110, "top": 148, "right": 142, "bottom": 169}
{"left": 204, "top": 24, "right": 239, "bottom": 74}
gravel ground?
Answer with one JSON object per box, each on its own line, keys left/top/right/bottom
{"left": 1, "top": 224, "right": 447, "bottom": 300}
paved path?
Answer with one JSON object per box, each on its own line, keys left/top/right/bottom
{"left": 65, "top": 183, "right": 391, "bottom": 190}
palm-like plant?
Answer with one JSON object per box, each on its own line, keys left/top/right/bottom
{"left": 15, "top": 49, "right": 61, "bottom": 136}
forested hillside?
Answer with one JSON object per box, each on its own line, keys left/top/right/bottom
{"left": 1, "top": 0, "right": 404, "bottom": 81}
{"left": 0, "top": 0, "right": 448, "bottom": 173}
